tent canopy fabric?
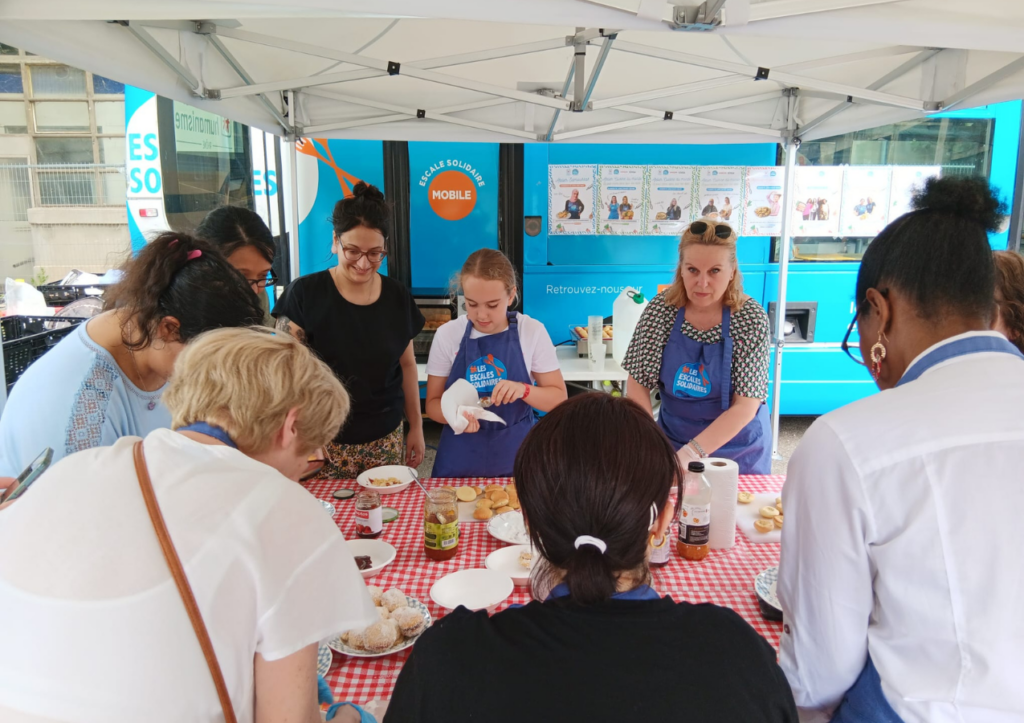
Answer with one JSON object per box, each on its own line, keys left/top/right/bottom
{"left": 3, "top": 0, "right": 1024, "bottom": 144}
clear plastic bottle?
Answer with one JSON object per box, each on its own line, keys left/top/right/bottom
{"left": 677, "top": 461, "right": 711, "bottom": 561}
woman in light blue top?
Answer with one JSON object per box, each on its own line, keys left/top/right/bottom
{"left": 0, "top": 231, "right": 263, "bottom": 477}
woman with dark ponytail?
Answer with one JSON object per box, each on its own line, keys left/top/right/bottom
{"left": 0, "top": 232, "right": 263, "bottom": 477}
{"left": 386, "top": 394, "right": 798, "bottom": 723}
{"left": 272, "top": 183, "right": 425, "bottom": 478}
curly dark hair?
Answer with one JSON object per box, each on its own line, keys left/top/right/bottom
{"left": 331, "top": 182, "right": 389, "bottom": 240}
{"left": 994, "top": 250, "right": 1024, "bottom": 353}
{"left": 103, "top": 231, "right": 264, "bottom": 350}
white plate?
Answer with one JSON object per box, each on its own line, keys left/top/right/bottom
{"left": 430, "top": 568, "right": 514, "bottom": 612}
{"left": 485, "top": 544, "right": 535, "bottom": 587}
{"left": 754, "top": 565, "right": 782, "bottom": 611}
{"left": 317, "top": 642, "right": 332, "bottom": 677}
{"left": 326, "top": 596, "right": 432, "bottom": 658}
{"left": 356, "top": 465, "right": 417, "bottom": 495}
{"left": 345, "top": 538, "right": 397, "bottom": 580}
{"left": 321, "top": 500, "right": 336, "bottom": 517}
{"left": 487, "top": 510, "right": 530, "bottom": 545}
{"left": 737, "top": 493, "right": 783, "bottom": 544}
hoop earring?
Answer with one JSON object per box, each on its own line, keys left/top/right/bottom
{"left": 649, "top": 532, "right": 668, "bottom": 549}
{"left": 870, "top": 331, "right": 887, "bottom": 380}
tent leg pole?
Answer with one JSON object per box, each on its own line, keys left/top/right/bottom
{"left": 771, "top": 134, "right": 799, "bottom": 460}
{"left": 286, "top": 90, "right": 301, "bottom": 281}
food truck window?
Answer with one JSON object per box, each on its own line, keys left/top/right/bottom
{"left": 773, "top": 117, "right": 995, "bottom": 263}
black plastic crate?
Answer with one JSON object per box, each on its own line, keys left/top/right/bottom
{"left": 3, "top": 316, "right": 88, "bottom": 392}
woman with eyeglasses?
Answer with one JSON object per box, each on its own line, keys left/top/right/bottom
{"left": 272, "top": 182, "right": 425, "bottom": 478}
{"left": 195, "top": 205, "right": 277, "bottom": 326}
{"left": 622, "top": 219, "right": 772, "bottom": 473}
{"left": 778, "top": 177, "right": 1024, "bottom": 722}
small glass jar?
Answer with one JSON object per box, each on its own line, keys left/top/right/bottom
{"left": 649, "top": 531, "right": 671, "bottom": 567}
{"left": 424, "top": 488, "right": 459, "bottom": 561}
{"left": 354, "top": 490, "right": 382, "bottom": 539}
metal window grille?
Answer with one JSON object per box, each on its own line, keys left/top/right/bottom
{"left": 0, "top": 163, "right": 126, "bottom": 218}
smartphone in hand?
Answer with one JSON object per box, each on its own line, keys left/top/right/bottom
{"left": 1, "top": 447, "right": 54, "bottom": 504}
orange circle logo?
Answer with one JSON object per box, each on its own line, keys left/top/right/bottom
{"left": 428, "top": 170, "right": 476, "bottom": 221}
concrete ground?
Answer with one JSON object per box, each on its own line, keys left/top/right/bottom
{"left": 415, "top": 414, "right": 816, "bottom": 478}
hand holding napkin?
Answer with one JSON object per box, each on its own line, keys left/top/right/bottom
{"left": 441, "top": 378, "right": 506, "bottom": 435}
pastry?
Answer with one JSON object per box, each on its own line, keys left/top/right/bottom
{"left": 386, "top": 618, "right": 403, "bottom": 641}
{"left": 475, "top": 498, "right": 494, "bottom": 510}
{"left": 391, "top": 607, "right": 427, "bottom": 637}
{"left": 495, "top": 506, "right": 514, "bottom": 515}
{"left": 759, "top": 506, "right": 780, "bottom": 519}
{"left": 737, "top": 492, "right": 754, "bottom": 504}
{"left": 377, "top": 607, "right": 390, "bottom": 621}
{"left": 382, "top": 588, "right": 408, "bottom": 612}
{"left": 473, "top": 486, "right": 484, "bottom": 496}
{"left": 489, "top": 492, "right": 510, "bottom": 508}
{"left": 775, "top": 497, "right": 782, "bottom": 507}
{"left": 485, "top": 485, "right": 503, "bottom": 494}
{"left": 367, "top": 586, "right": 384, "bottom": 606}
{"left": 518, "top": 550, "right": 533, "bottom": 569}
{"left": 456, "top": 487, "right": 478, "bottom": 502}
{"left": 753, "top": 519, "right": 775, "bottom": 533}
{"left": 346, "top": 629, "right": 366, "bottom": 650}
{"left": 774, "top": 514, "right": 784, "bottom": 529}
{"left": 363, "top": 621, "right": 398, "bottom": 653}
{"left": 473, "top": 507, "right": 494, "bottom": 520}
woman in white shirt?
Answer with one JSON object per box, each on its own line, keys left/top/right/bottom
{"left": 0, "top": 327, "right": 378, "bottom": 723}
{"left": 425, "top": 249, "right": 567, "bottom": 477}
{"left": 778, "top": 177, "right": 1024, "bottom": 723}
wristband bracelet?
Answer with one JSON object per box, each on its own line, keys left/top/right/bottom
{"left": 522, "top": 383, "right": 531, "bottom": 400}
{"left": 688, "top": 439, "right": 707, "bottom": 458}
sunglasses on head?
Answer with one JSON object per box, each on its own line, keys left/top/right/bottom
{"left": 689, "top": 221, "right": 732, "bottom": 239}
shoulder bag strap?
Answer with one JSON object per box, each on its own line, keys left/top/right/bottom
{"left": 133, "top": 440, "right": 238, "bottom": 723}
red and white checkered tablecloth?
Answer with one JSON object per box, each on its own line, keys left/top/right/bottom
{"left": 303, "top": 475, "right": 784, "bottom": 706}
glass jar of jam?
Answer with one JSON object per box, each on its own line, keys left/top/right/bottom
{"left": 355, "top": 490, "right": 383, "bottom": 539}
{"left": 424, "top": 488, "right": 459, "bottom": 561}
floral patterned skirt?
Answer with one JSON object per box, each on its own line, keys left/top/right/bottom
{"left": 316, "top": 423, "right": 404, "bottom": 480}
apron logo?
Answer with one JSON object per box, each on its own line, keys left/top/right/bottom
{"left": 673, "top": 362, "right": 712, "bottom": 398}
{"left": 467, "top": 354, "right": 507, "bottom": 392}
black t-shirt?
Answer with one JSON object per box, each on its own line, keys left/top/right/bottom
{"left": 272, "top": 271, "right": 424, "bottom": 444}
{"left": 385, "top": 596, "right": 798, "bottom": 723}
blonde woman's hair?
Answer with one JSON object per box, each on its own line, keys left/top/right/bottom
{"left": 664, "top": 218, "right": 744, "bottom": 311}
{"left": 162, "top": 327, "right": 350, "bottom": 455}
{"left": 452, "top": 248, "right": 519, "bottom": 306}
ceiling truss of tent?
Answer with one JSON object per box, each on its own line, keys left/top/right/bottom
{"left": 117, "top": 19, "right": 1024, "bottom": 142}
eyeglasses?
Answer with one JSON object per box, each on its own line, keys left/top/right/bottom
{"left": 689, "top": 221, "right": 733, "bottom": 239}
{"left": 341, "top": 244, "right": 387, "bottom": 265}
{"left": 246, "top": 270, "right": 278, "bottom": 290}
{"left": 841, "top": 288, "right": 888, "bottom": 366}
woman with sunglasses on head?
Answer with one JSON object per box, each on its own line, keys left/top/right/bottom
{"left": 622, "top": 219, "right": 772, "bottom": 473}
{"left": 195, "top": 205, "right": 277, "bottom": 326}
{"left": 385, "top": 393, "right": 797, "bottom": 723}
{"left": 778, "top": 177, "right": 1024, "bottom": 723}
{"left": 273, "top": 183, "right": 425, "bottom": 478}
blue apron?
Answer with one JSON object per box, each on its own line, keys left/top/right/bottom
{"left": 432, "top": 312, "right": 535, "bottom": 478}
{"left": 657, "top": 306, "right": 772, "bottom": 474}
{"left": 178, "top": 421, "right": 237, "bottom": 449}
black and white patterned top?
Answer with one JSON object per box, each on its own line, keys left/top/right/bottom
{"left": 622, "top": 292, "right": 771, "bottom": 400}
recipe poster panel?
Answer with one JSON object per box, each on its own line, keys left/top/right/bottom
{"left": 549, "top": 164, "right": 597, "bottom": 234}
{"left": 793, "top": 166, "right": 843, "bottom": 237}
{"left": 597, "top": 165, "right": 647, "bottom": 235}
{"left": 839, "top": 166, "right": 892, "bottom": 237}
{"left": 743, "top": 166, "right": 784, "bottom": 236}
{"left": 647, "top": 166, "right": 695, "bottom": 236}
{"left": 696, "top": 167, "right": 744, "bottom": 228}
{"left": 889, "top": 166, "right": 941, "bottom": 222}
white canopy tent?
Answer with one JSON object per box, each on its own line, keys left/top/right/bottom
{"left": 4, "top": 0, "right": 1024, "bottom": 449}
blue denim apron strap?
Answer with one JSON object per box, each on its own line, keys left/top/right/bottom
{"left": 830, "top": 657, "right": 904, "bottom": 723}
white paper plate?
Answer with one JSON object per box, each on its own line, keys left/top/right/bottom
{"left": 430, "top": 568, "right": 514, "bottom": 612}
{"left": 737, "top": 493, "right": 783, "bottom": 544}
{"left": 317, "top": 642, "right": 332, "bottom": 676}
{"left": 485, "top": 544, "right": 535, "bottom": 587}
{"left": 345, "top": 538, "right": 397, "bottom": 580}
{"left": 754, "top": 565, "right": 782, "bottom": 612}
{"left": 326, "top": 596, "right": 432, "bottom": 658}
{"left": 487, "top": 510, "right": 530, "bottom": 545}
{"left": 356, "top": 465, "right": 417, "bottom": 496}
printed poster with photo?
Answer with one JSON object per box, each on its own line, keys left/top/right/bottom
{"left": 647, "top": 166, "right": 695, "bottom": 236}
{"left": 839, "top": 166, "right": 892, "bottom": 237}
{"left": 597, "top": 165, "right": 646, "bottom": 235}
{"left": 889, "top": 166, "right": 941, "bottom": 222}
{"left": 793, "top": 166, "right": 844, "bottom": 237}
{"left": 743, "top": 166, "right": 785, "bottom": 236}
{"left": 696, "top": 167, "right": 744, "bottom": 229}
{"left": 549, "top": 165, "right": 596, "bottom": 234}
